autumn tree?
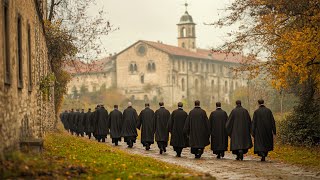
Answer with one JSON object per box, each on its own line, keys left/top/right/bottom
{"left": 44, "top": 0, "right": 116, "bottom": 118}
{"left": 214, "top": 0, "right": 320, "bottom": 145}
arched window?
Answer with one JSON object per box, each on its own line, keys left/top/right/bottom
{"left": 181, "top": 27, "right": 186, "bottom": 37}
{"left": 195, "top": 79, "right": 199, "bottom": 92}
{"left": 130, "top": 62, "right": 138, "bottom": 73}
{"left": 134, "top": 64, "right": 138, "bottom": 71}
{"left": 152, "top": 62, "right": 156, "bottom": 71}
{"left": 181, "top": 78, "right": 185, "bottom": 91}
{"left": 147, "top": 63, "right": 152, "bottom": 71}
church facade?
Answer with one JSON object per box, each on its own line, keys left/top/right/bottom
{"left": 67, "top": 9, "right": 247, "bottom": 106}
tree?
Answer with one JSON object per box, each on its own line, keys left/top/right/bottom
{"left": 43, "top": 0, "right": 117, "bottom": 119}
{"left": 214, "top": 0, "right": 320, "bottom": 145}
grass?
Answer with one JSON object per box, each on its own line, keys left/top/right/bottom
{"left": 1, "top": 132, "right": 213, "bottom": 179}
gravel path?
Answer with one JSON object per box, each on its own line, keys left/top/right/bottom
{"left": 109, "top": 139, "right": 320, "bottom": 180}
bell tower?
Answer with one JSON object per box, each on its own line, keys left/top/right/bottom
{"left": 177, "top": 3, "right": 196, "bottom": 51}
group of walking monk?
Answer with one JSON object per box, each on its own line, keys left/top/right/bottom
{"left": 60, "top": 99, "right": 276, "bottom": 162}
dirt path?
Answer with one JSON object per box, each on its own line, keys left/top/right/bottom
{"left": 107, "top": 139, "right": 320, "bottom": 180}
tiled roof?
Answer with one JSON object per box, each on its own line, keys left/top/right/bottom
{"left": 142, "top": 40, "right": 242, "bottom": 63}
{"left": 63, "top": 56, "right": 114, "bottom": 74}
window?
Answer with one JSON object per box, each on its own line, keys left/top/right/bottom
{"left": 140, "top": 74, "right": 144, "bottom": 84}
{"left": 181, "top": 27, "right": 186, "bottom": 37}
{"left": 178, "top": 60, "right": 181, "bottom": 71}
{"left": 201, "top": 64, "right": 204, "bottom": 72}
{"left": 3, "top": 1, "right": 10, "bottom": 84}
{"left": 212, "top": 64, "right": 216, "bottom": 73}
{"left": 147, "top": 61, "right": 156, "bottom": 72}
{"left": 182, "top": 42, "right": 185, "bottom": 48}
{"left": 129, "top": 62, "right": 138, "bottom": 73}
{"left": 189, "top": 62, "right": 192, "bottom": 71}
{"left": 192, "top": 42, "right": 195, "bottom": 49}
{"left": 172, "top": 76, "right": 176, "bottom": 84}
{"left": 181, "top": 78, "right": 185, "bottom": 91}
{"left": 206, "top": 64, "right": 209, "bottom": 72}
{"left": 195, "top": 63, "right": 198, "bottom": 72}
{"left": 220, "top": 65, "right": 224, "bottom": 74}
{"left": 211, "top": 80, "right": 214, "bottom": 88}
{"left": 17, "top": 15, "right": 23, "bottom": 89}
{"left": 151, "top": 62, "right": 156, "bottom": 71}
{"left": 147, "top": 63, "right": 152, "bottom": 71}
{"left": 182, "top": 61, "right": 185, "bottom": 71}
{"left": 27, "top": 24, "right": 32, "bottom": 91}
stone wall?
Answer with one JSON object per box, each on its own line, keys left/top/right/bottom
{"left": 0, "top": 0, "right": 55, "bottom": 157}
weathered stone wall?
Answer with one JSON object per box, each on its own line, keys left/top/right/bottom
{"left": 0, "top": 0, "right": 55, "bottom": 157}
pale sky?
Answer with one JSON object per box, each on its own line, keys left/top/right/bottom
{"left": 89, "top": 0, "right": 235, "bottom": 57}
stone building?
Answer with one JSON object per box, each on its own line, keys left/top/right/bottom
{"left": 0, "top": 0, "right": 55, "bottom": 156}
{"left": 65, "top": 56, "right": 116, "bottom": 97}
{"left": 66, "top": 8, "right": 247, "bottom": 106}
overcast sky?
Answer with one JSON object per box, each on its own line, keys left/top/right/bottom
{"left": 89, "top": 0, "right": 235, "bottom": 57}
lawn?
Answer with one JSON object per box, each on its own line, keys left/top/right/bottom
{"left": 1, "top": 132, "right": 213, "bottom": 179}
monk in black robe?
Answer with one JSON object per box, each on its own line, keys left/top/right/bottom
{"left": 92, "top": 106, "right": 99, "bottom": 140}
{"left": 121, "top": 102, "right": 138, "bottom": 148}
{"left": 108, "top": 105, "right": 123, "bottom": 146}
{"left": 168, "top": 102, "right": 188, "bottom": 157}
{"left": 209, "top": 102, "right": 228, "bottom": 159}
{"left": 60, "top": 110, "right": 68, "bottom": 131}
{"left": 68, "top": 109, "right": 75, "bottom": 135}
{"left": 74, "top": 109, "right": 81, "bottom": 136}
{"left": 77, "top": 109, "right": 86, "bottom": 137}
{"left": 137, "top": 103, "right": 155, "bottom": 150}
{"left": 94, "top": 105, "right": 109, "bottom": 142}
{"left": 252, "top": 99, "right": 276, "bottom": 161}
{"left": 226, "top": 100, "right": 253, "bottom": 160}
{"left": 84, "top": 108, "right": 94, "bottom": 139}
{"left": 184, "top": 100, "right": 210, "bottom": 158}
{"left": 154, "top": 102, "right": 170, "bottom": 154}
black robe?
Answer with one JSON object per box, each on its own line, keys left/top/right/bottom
{"left": 94, "top": 107, "right": 109, "bottom": 136}
{"left": 84, "top": 111, "right": 94, "bottom": 134}
{"left": 226, "top": 105, "right": 253, "bottom": 153}
{"left": 184, "top": 107, "right": 210, "bottom": 148}
{"left": 74, "top": 111, "right": 81, "bottom": 133}
{"left": 77, "top": 112, "right": 86, "bottom": 134}
{"left": 209, "top": 108, "right": 228, "bottom": 153}
{"left": 154, "top": 107, "right": 170, "bottom": 143}
{"left": 60, "top": 112, "right": 69, "bottom": 130}
{"left": 108, "top": 109, "right": 123, "bottom": 139}
{"left": 168, "top": 108, "right": 188, "bottom": 148}
{"left": 68, "top": 111, "right": 75, "bottom": 132}
{"left": 252, "top": 105, "right": 276, "bottom": 154}
{"left": 121, "top": 106, "right": 138, "bottom": 141}
{"left": 137, "top": 107, "right": 155, "bottom": 145}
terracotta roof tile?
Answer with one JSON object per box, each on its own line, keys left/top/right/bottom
{"left": 142, "top": 40, "right": 242, "bottom": 63}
